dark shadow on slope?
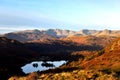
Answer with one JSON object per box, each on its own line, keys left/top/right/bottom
{"left": 25, "top": 41, "right": 103, "bottom": 61}
{"left": 0, "top": 37, "right": 39, "bottom": 80}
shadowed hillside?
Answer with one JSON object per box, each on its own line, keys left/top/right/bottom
{"left": 24, "top": 36, "right": 110, "bottom": 61}
{"left": 0, "top": 37, "right": 38, "bottom": 80}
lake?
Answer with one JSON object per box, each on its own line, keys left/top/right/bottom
{"left": 21, "top": 61, "right": 66, "bottom": 74}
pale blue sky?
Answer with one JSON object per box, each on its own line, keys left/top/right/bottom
{"left": 0, "top": 0, "right": 120, "bottom": 33}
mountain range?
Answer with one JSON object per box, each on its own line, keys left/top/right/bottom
{"left": 0, "top": 29, "right": 120, "bottom": 79}
{"left": 3, "top": 29, "right": 120, "bottom": 42}
{"left": 7, "top": 34, "right": 120, "bottom": 80}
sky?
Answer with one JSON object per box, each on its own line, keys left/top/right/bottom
{"left": 0, "top": 0, "right": 120, "bottom": 33}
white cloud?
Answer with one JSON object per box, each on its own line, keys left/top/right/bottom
{"left": 0, "top": 25, "right": 48, "bottom": 34}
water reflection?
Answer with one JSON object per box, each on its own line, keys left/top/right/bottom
{"left": 41, "top": 62, "right": 55, "bottom": 68}
{"left": 21, "top": 61, "right": 66, "bottom": 74}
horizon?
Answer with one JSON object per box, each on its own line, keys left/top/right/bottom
{"left": 0, "top": 28, "right": 120, "bottom": 34}
{"left": 0, "top": 0, "right": 120, "bottom": 33}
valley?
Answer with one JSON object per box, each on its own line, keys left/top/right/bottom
{"left": 0, "top": 29, "right": 120, "bottom": 80}
{"left": 1, "top": 0, "right": 120, "bottom": 79}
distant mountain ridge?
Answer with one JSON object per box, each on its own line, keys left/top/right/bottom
{"left": 3, "top": 29, "right": 120, "bottom": 42}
